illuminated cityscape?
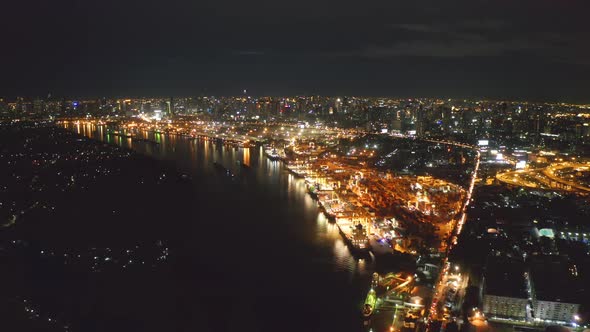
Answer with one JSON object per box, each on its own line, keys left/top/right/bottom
{"left": 1, "top": 95, "right": 589, "bottom": 332}
{"left": 2, "top": 1, "right": 590, "bottom": 331}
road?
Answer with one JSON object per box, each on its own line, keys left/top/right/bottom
{"left": 496, "top": 162, "right": 590, "bottom": 193}
{"left": 426, "top": 140, "right": 480, "bottom": 326}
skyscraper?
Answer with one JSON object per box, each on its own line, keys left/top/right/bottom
{"left": 167, "top": 96, "right": 174, "bottom": 116}
{"left": 416, "top": 105, "right": 425, "bottom": 137}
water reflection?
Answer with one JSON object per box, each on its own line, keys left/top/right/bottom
{"left": 243, "top": 147, "right": 250, "bottom": 166}
{"left": 65, "top": 123, "right": 371, "bottom": 279}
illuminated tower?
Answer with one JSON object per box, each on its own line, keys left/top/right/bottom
{"left": 166, "top": 96, "right": 173, "bottom": 116}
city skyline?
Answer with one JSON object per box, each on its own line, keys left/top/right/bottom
{"left": 2, "top": 94, "right": 589, "bottom": 331}
{"left": 2, "top": 1, "right": 590, "bottom": 331}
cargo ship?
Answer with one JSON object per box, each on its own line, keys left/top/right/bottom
{"left": 263, "top": 145, "right": 284, "bottom": 161}
{"left": 307, "top": 183, "right": 319, "bottom": 199}
{"left": 363, "top": 288, "right": 377, "bottom": 318}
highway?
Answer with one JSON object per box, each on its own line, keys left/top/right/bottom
{"left": 496, "top": 162, "right": 590, "bottom": 193}
{"left": 542, "top": 162, "right": 590, "bottom": 192}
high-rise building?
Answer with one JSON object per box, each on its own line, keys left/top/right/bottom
{"left": 167, "top": 96, "right": 174, "bottom": 116}
{"left": 530, "top": 256, "right": 581, "bottom": 324}
{"left": 416, "top": 105, "right": 425, "bottom": 137}
{"left": 482, "top": 257, "right": 529, "bottom": 320}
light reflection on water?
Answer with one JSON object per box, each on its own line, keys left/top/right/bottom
{"left": 68, "top": 122, "right": 372, "bottom": 276}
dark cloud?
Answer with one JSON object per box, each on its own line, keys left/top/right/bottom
{"left": 234, "top": 51, "right": 266, "bottom": 56}
{"left": 358, "top": 39, "right": 536, "bottom": 58}
{"left": 1, "top": 0, "right": 590, "bottom": 101}
{"left": 394, "top": 24, "right": 443, "bottom": 33}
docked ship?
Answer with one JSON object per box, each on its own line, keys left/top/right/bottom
{"left": 134, "top": 138, "right": 159, "bottom": 145}
{"left": 307, "top": 183, "right": 319, "bottom": 199}
{"left": 264, "top": 145, "right": 283, "bottom": 161}
{"left": 268, "top": 149, "right": 281, "bottom": 161}
{"left": 350, "top": 224, "right": 371, "bottom": 254}
{"left": 109, "top": 130, "right": 134, "bottom": 139}
{"left": 238, "top": 141, "right": 253, "bottom": 148}
{"left": 362, "top": 288, "right": 377, "bottom": 319}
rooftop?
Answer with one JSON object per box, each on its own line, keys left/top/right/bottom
{"left": 484, "top": 256, "right": 528, "bottom": 299}
{"left": 530, "top": 256, "right": 582, "bottom": 304}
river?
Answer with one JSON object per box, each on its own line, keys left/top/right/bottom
{"left": 68, "top": 122, "right": 373, "bottom": 332}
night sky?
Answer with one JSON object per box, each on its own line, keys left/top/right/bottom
{"left": 3, "top": 0, "right": 590, "bottom": 101}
